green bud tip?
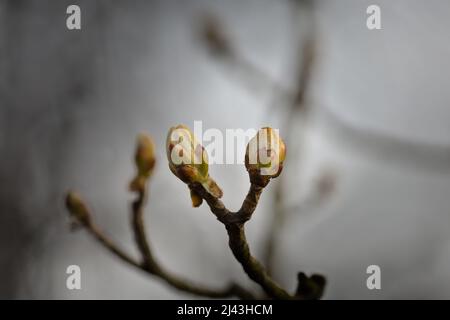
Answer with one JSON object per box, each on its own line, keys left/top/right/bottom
{"left": 166, "top": 125, "right": 223, "bottom": 201}
{"left": 65, "top": 191, "right": 91, "bottom": 227}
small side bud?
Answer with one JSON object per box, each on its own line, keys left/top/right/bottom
{"left": 166, "top": 125, "right": 223, "bottom": 203}
{"left": 65, "top": 191, "right": 91, "bottom": 227}
{"left": 190, "top": 189, "right": 203, "bottom": 208}
{"left": 245, "top": 127, "right": 286, "bottom": 187}
{"left": 130, "top": 133, "right": 156, "bottom": 192}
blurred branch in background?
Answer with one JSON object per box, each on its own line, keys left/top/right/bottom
{"left": 198, "top": 0, "right": 450, "bottom": 287}
{"left": 200, "top": 13, "right": 293, "bottom": 106}
{"left": 199, "top": 1, "right": 450, "bottom": 174}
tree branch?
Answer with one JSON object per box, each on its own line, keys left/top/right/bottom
{"left": 190, "top": 182, "right": 292, "bottom": 299}
{"left": 129, "top": 182, "right": 256, "bottom": 299}
{"left": 131, "top": 186, "right": 157, "bottom": 269}
{"left": 225, "top": 223, "right": 291, "bottom": 299}
{"left": 86, "top": 221, "right": 142, "bottom": 270}
{"left": 67, "top": 189, "right": 255, "bottom": 300}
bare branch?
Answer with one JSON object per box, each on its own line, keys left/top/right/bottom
{"left": 190, "top": 182, "right": 292, "bottom": 300}
{"left": 129, "top": 181, "right": 256, "bottom": 299}
{"left": 86, "top": 221, "right": 143, "bottom": 270}
{"left": 131, "top": 187, "right": 157, "bottom": 269}
{"left": 66, "top": 186, "right": 255, "bottom": 300}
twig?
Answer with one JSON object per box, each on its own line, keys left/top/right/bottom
{"left": 190, "top": 182, "right": 292, "bottom": 300}
{"left": 66, "top": 190, "right": 255, "bottom": 300}
{"left": 200, "top": 7, "right": 318, "bottom": 279}
{"left": 87, "top": 222, "right": 142, "bottom": 270}
{"left": 131, "top": 186, "right": 158, "bottom": 270}
{"left": 129, "top": 182, "right": 256, "bottom": 299}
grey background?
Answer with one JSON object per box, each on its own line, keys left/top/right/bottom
{"left": 1, "top": 0, "right": 450, "bottom": 299}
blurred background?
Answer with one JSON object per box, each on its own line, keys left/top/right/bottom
{"left": 1, "top": 0, "right": 450, "bottom": 299}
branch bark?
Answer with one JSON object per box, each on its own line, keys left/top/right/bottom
{"left": 129, "top": 183, "right": 256, "bottom": 299}
{"left": 190, "top": 182, "right": 292, "bottom": 299}
{"left": 70, "top": 185, "right": 255, "bottom": 300}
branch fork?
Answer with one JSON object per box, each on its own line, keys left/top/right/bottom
{"left": 65, "top": 126, "right": 326, "bottom": 300}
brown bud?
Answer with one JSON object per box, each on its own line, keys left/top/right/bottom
{"left": 135, "top": 133, "right": 156, "bottom": 177}
{"left": 130, "top": 133, "right": 156, "bottom": 192}
{"left": 190, "top": 189, "right": 203, "bottom": 208}
{"left": 65, "top": 191, "right": 91, "bottom": 227}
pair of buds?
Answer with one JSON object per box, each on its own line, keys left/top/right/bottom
{"left": 166, "top": 125, "right": 286, "bottom": 207}
{"left": 66, "top": 126, "right": 285, "bottom": 228}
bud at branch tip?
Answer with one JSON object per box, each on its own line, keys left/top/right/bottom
{"left": 166, "top": 125, "right": 223, "bottom": 206}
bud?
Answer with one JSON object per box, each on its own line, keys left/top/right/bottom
{"left": 134, "top": 133, "right": 156, "bottom": 177}
{"left": 245, "top": 127, "right": 286, "bottom": 187}
{"left": 130, "top": 133, "right": 156, "bottom": 192}
{"left": 65, "top": 191, "right": 91, "bottom": 227}
{"left": 166, "top": 125, "right": 223, "bottom": 201}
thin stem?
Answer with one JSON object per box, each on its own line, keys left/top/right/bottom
{"left": 72, "top": 187, "right": 255, "bottom": 299}
{"left": 225, "top": 223, "right": 291, "bottom": 299}
{"left": 87, "top": 222, "right": 142, "bottom": 270}
{"left": 131, "top": 186, "right": 158, "bottom": 270}
{"left": 149, "top": 266, "right": 255, "bottom": 299}
{"left": 191, "top": 182, "right": 293, "bottom": 299}
{"left": 129, "top": 182, "right": 255, "bottom": 299}
{"left": 237, "top": 184, "right": 263, "bottom": 222}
